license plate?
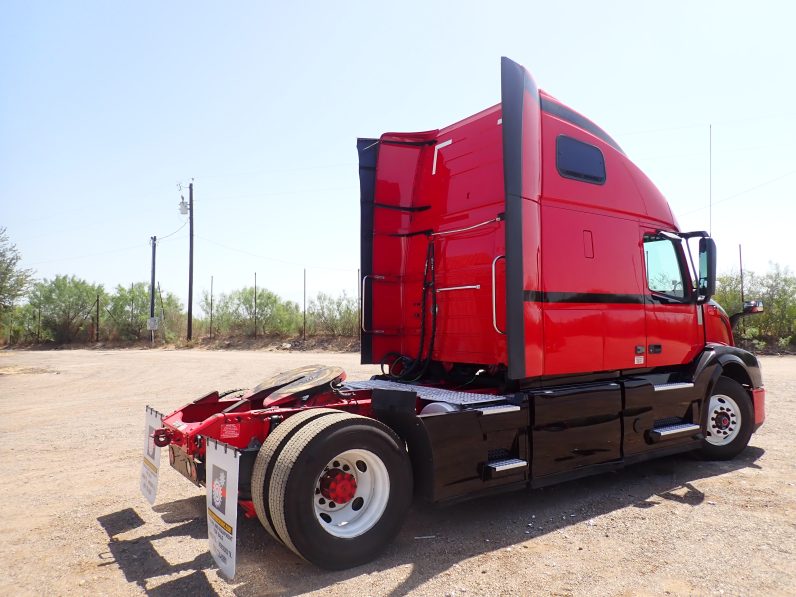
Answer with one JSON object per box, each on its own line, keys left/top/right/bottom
{"left": 169, "top": 445, "right": 202, "bottom": 486}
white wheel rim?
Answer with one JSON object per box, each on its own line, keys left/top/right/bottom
{"left": 312, "top": 449, "right": 390, "bottom": 539}
{"left": 706, "top": 393, "right": 741, "bottom": 446}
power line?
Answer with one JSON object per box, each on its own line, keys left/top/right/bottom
{"left": 156, "top": 220, "right": 187, "bottom": 241}
{"left": 678, "top": 169, "right": 796, "bottom": 217}
{"left": 201, "top": 186, "right": 357, "bottom": 203}
{"left": 617, "top": 113, "right": 796, "bottom": 138}
{"left": 25, "top": 242, "right": 148, "bottom": 266}
{"left": 197, "top": 162, "right": 354, "bottom": 180}
{"left": 195, "top": 234, "right": 357, "bottom": 272}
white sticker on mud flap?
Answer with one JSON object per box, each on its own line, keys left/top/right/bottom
{"left": 140, "top": 406, "right": 164, "bottom": 505}
{"left": 205, "top": 438, "right": 240, "bottom": 579}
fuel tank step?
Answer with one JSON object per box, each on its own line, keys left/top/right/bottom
{"left": 484, "top": 458, "right": 528, "bottom": 480}
{"left": 653, "top": 382, "right": 695, "bottom": 392}
{"left": 476, "top": 404, "right": 521, "bottom": 415}
{"left": 648, "top": 422, "right": 702, "bottom": 442}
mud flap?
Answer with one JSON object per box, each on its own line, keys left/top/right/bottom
{"left": 205, "top": 438, "right": 240, "bottom": 579}
{"left": 139, "top": 406, "right": 164, "bottom": 505}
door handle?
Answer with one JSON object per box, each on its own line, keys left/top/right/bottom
{"left": 491, "top": 255, "right": 506, "bottom": 335}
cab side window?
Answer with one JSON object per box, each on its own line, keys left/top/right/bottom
{"left": 556, "top": 135, "right": 606, "bottom": 184}
{"left": 643, "top": 236, "right": 686, "bottom": 299}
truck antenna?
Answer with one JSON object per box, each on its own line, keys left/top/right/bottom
{"left": 709, "top": 124, "right": 713, "bottom": 236}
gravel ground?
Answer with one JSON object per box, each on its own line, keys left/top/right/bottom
{"left": 0, "top": 349, "right": 793, "bottom": 596}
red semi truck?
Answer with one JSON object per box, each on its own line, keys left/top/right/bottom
{"left": 145, "top": 57, "right": 765, "bottom": 571}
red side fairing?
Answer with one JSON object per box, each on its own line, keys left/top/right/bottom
{"left": 704, "top": 302, "right": 734, "bottom": 346}
{"left": 364, "top": 107, "right": 509, "bottom": 370}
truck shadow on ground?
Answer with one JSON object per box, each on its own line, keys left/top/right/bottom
{"left": 97, "top": 447, "right": 763, "bottom": 596}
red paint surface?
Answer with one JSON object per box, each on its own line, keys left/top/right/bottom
{"left": 704, "top": 304, "right": 734, "bottom": 346}
{"left": 364, "top": 64, "right": 710, "bottom": 379}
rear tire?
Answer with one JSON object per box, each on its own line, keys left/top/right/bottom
{"left": 699, "top": 376, "right": 754, "bottom": 461}
{"left": 251, "top": 408, "right": 345, "bottom": 541}
{"left": 268, "top": 413, "right": 413, "bottom": 569}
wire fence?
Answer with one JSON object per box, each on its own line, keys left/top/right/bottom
{"left": 195, "top": 266, "right": 361, "bottom": 341}
{"left": 3, "top": 267, "right": 362, "bottom": 345}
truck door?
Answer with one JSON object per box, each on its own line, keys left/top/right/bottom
{"left": 640, "top": 230, "right": 701, "bottom": 367}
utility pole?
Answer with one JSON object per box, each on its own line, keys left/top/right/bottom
{"left": 254, "top": 271, "right": 257, "bottom": 338}
{"left": 209, "top": 275, "right": 214, "bottom": 340}
{"left": 303, "top": 268, "right": 307, "bottom": 341}
{"left": 739, "top": 244, "right": 745, "bottom": 336}
{"left": 96, "top": 293, "right": 100, "bottom": 342}
{"left": 739, "top": 244, "right": 745, "bottom": 303}
{"left": 187, "top": 182, "right": 194, "bottom": 341}
{"left": 150, "top": 236, "right": 157, "bottom": 344}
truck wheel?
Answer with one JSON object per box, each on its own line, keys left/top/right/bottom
{"left": 268, "top": 413, "right": 412, "bottom": 569}
{"left": 251, "top": 408, "right": 346, "bottom": 542}
{"left": 699, "top": 376, "right": 754, "bottom": 461}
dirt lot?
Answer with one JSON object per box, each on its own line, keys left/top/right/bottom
{"left": 0, "top": 349, "right": 793, "bottom": 596}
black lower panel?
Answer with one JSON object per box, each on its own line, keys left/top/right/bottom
{"left": 420, "top": 407, "right": 529, "bottom": 502}
{"left": 531, "top": 382, "right": 622, "bottom": 478}
{"left": 623, "top": 378, "right": 699, "bottom": 457}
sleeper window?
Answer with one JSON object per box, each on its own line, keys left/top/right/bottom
{"left": 556, "top": 135, "right": 606, "bottom": 184}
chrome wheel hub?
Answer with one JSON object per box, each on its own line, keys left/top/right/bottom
{"left": 706, "top": 393, "right": 741, "bottom": 446}
{"left": 312, "top": 449, "right": 390, "bottom": 539}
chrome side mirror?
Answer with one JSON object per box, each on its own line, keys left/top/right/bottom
{"left": 697, "top": 237, "right": 716, "bottom": 304}
{"left": 730, "top": 300, "right": 764, "bottom": 329}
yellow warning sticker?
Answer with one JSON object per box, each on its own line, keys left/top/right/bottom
{"left": 142, "top": 456, "right": 158, "bottom": 474}
{"left": 208, "top": 507, "right": 233, "bottom": 534}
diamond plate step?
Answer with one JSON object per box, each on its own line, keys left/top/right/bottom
{"left": 649, "top": 422, "right": 701, "bottom": 442}
{"left": 653, "top": 382, "right": 695, "bottom": 392}
{"left": 476, "top": 404, "right": 521, "bottom": 415}
{"left": 342, "top": 379, "right": 505, "bottom": 405}
{"left": 486, "top": 458, "right": 527, "bottom": 473}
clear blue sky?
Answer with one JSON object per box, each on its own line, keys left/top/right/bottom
{"left": 2, "top": 1, "right": 794, "bottom": 310}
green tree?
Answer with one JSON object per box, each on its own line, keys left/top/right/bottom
{"left": 106, "top": 283, "right": 151, "bottom": 340}
{"left": 29, "top": 275, "right": 104, "bottom": 343}
{"left": 6, "top": 303, "right": 40, "bottom": 343}
{"left": 307, "top": 291, "right": 358, "bottom": 336}
{"left": 715, "top": 264, "right": 796, "bottom": 348}
{"left": 0, "top": 228, "right": 33, "bottom": 326}
{"left": 157, "top": 289, "right": 184, "bottom": 342}
{"left": 201, "top": 286, "right": 301, "bottom": 337}
{"left": 714, "top": 271, "right": 746, "bottom": 319}
{"left": 756, "top": 264, "right": 796, "bottom": 342}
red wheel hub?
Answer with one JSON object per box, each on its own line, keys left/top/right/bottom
{"left": 319, "top": 468, "right": 357, "bottom": 504}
